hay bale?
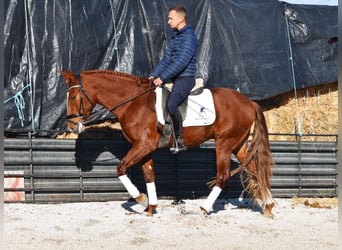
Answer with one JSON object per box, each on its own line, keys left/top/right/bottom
{"left": 262, "top": 82, "right": 337, "bottom": 141}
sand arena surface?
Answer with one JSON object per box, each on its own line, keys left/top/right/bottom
{"left": 4, "top": 198, "right": 338, "bottom": 250}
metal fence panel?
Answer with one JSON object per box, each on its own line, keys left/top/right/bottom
{"left": 4, "top": 133, "right": 338, "bottom": 203}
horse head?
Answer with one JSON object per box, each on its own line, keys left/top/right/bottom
{"left": 61, "top": 69, "right": 95, "bottom": 134}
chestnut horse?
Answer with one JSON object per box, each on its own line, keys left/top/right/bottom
{"left": 62, "top": 69, "right": 275, "bottom": 218}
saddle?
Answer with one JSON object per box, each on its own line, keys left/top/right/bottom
{"left": 155, "top": 79, "right": 216, "bottom": 148}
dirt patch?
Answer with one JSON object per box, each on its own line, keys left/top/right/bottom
{"left": 292, "top": 197, "right": 338, "bottom": 209}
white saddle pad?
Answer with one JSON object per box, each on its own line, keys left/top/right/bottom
{"left": 155, "top": 87, "right": 216, "bottom": 127}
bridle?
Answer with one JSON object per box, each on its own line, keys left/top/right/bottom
{"left": 66, "top": 79, "right": 156, "bottom": 133}
{"left": 66, "top": 84, "right": 95, "bottom": 133}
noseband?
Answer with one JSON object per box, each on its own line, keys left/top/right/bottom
{"left": 66, "top": 84, "right": 95, "bottom": 127}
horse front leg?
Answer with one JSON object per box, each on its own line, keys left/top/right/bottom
{"left": 118, "top": 174, "right": 148, "bottom": 213}
{"left": 141, "top": 155, "right": 158, "bottom": 216}
{"left": 117, "top": 145, "right": 156, "bottom": 214}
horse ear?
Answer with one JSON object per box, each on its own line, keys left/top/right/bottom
{"left": 61, "top": 69, "right": 74, "bottom": 85}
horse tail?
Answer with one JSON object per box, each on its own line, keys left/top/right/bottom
{"left": 242, "top": 102, "right": 274, "bottom": 203}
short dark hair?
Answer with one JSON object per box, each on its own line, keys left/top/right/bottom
{"left": 169, "top": 5, "right": 187, "bottom": 19}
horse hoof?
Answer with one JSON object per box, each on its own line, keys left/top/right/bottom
{"left": 199, "top": 206, "right": 209, "bottom": 215}
{"left": 131, "top": 204, "right": 146, "bottom": 214}
{"left": 264, "top": 202, "right": 275, "bottom": 219}
{"left": 135, "top": 193, "right": 148, "bottom": 208}
{"left": 264, "top": 212, "right": 274, "bottom": 219}
{"left": 145, "top": 205, "right": 157, "bottom": 217}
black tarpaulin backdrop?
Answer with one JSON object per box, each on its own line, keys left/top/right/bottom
{"left": 4, "top": 0, "right": 337, "bottom": 133}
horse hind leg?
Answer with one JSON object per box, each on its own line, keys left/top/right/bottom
{"left": 250, "top": 152, "right": 275, "bottom": 219}
{"left": 200, "top": 186, "right": 222, "bottom": 215}
{"left": 263, "top": 189, "right": 275, "bottom": 219}
{"left": 200, "top": 146, "right": 232, "bottom": 214}
{"left": 246, "top": 164, "right": 275, "bottom": 219}
{"left": 235, "top": 141, "right": 275, "bottom": 218}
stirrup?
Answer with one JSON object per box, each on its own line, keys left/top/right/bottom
{"left": 170, "top": 138, "right": 187, "bottom": 154}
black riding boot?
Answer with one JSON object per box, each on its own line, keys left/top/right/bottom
{"left": 170, "top": 111, "right": 187, "bottom": 154}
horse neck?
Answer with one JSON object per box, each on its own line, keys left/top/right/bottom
{"left": 83, "top": 73, "right": 150, "bottom": 116}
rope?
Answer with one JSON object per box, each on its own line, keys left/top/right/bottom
{"left": 5, "top": 0, "right": 36, "bottom": 129}
{"left": 4, "top": 84, "right": 31, "bottom": 127}
{"left": 285, "top": 11, "right": 303, "bottom": 136}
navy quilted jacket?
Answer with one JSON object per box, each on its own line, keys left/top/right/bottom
{"left": 149, "top": 24, "right": 198, "bottom": 82}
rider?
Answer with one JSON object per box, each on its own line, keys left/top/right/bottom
{"left": 149, "top": 5, "right": 199, "bottom": 154}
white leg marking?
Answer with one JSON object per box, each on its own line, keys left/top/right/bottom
{"left": 146, "top": 182, "right": 158, "bottom": 205}
{"left": 118, "top": 175, "right": 140, "bottom": 198}
{"left": 201, "top": 186, "right": 222, "bottom": 213}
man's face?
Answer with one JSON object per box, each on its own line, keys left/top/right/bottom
{"left": 168, "top": 10, "right": 184, "bottom": 30}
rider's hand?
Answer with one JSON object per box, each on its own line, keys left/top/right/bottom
{"left": 153, "top": 77, "right": 163, "bottom": 87}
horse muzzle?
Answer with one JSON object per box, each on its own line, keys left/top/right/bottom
{"left": 67, "top": 116, "right": 84, "bottom": 134}
{"left": 67, "top": 122, "right": 84, "bottom": 134}
{"left": 70, "top": 122, "right": 83, "bottom": 134}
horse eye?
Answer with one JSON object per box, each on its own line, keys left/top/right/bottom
{"left": 70, "top": 95, "right": 77, "bottom": 100}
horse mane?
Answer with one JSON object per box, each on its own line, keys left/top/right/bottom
{"left": 81, "top": 70, "right": 145, "bottom": 82}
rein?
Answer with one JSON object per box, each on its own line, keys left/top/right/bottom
{"left": 67, "top": 79, "right": 156, "bottom": 124}
{"left": 107, "top": 83, "right": 156, "bottom": 112}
